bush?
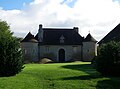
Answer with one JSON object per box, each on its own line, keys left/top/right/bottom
{"left": 94, "top": 41, "right": 120, "bottom": 76}
{"left": 0, "top": 20, "right": 24, "bottom": 77}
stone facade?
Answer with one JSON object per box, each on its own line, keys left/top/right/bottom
{"left": 21, "top": 42, "right": 38, "bottom": 62}
{"left": 83, "top": 42, "right": 97, "bottom": 61}
{"left": 21, "top": 24, "right": 97, "bottom": 62}
{"left": 39, "top": 45, "right": 82, "bottom": 62}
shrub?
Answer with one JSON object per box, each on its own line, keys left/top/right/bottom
{"left": 0, "top": 20, "right": 24, "bottom": 77}
{"left": 94, "top": 41, "right": 120, "bottom": 76}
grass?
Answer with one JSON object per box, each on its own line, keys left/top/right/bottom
{"left": 0, "top": 62, "right": 120, "bottom": 89}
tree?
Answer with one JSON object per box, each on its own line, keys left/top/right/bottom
{"left": 0, "top": 20, "right": 24, "bottom": 77}
{"left": 94, "top": 41, "right": 120, "bottom": 76}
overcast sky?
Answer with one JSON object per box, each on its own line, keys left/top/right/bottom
{"left": 0, "top": 0, "right": 120, "bottom": 41}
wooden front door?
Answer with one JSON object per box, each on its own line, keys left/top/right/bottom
{"left": 59, "top": 49, "right": 65, "bottom": 62}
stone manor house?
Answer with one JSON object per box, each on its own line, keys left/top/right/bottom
{"left": 21, "top": 24, "right": 97, "bottom": 62}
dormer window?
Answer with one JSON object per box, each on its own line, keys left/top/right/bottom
{"left": 60, "top": 35, "right": 65, "bottom": 43}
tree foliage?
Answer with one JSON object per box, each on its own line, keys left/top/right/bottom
{"left": 0, "top": 20, "right": 24, "bottom": 77}
{"left": 93, "top": 41, "right": 120, "bottom": 76}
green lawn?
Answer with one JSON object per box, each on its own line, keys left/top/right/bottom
{"left": 0, "top": 62, "right": 120, "bottom": 89}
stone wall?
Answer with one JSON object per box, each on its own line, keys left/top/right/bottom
{"left": 39, "top": 45, "right": 82, "bottom": 62}
{"left": 21, "top": 42, "right": 38, "bottom": 62}
{"left": 82, "top": 42, "right": 97, "bottom": 61}
{"left": 21, "top": 41, "right": 97, "bottom": 62}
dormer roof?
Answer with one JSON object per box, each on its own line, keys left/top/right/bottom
{"left": 60, "top": 35, "right": 65, "bottom": 40}
{"left": 84, "top": 33, "right": 97, "bottom": 42}
{"left": 21, "top": 32, "right": 38, "bottom": 43}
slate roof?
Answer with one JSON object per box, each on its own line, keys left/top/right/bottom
{"left": 36, "top": 28, "right": 84, "bottom": 45}
{"left": 98, "top": 23, "right": 120, "bottom": 44}
{"left": 21, "top": 32, "right": 38, "bottom": 43}
{"left": 84, "top": 33, "right": 97, "bottom": 42}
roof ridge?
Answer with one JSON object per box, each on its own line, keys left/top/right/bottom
{"left": 43, "top": 28, "right": 74, "bottom": 30}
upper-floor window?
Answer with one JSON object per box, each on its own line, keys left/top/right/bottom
{"left": 60, "top": 35, "right": 65, "bottom": 44}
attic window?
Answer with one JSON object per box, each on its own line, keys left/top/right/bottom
{"left": 60, "top": 35, "right": 65, "bottom": 43}
{"left": 23, "top": 49, "right": 27, "bottom": 54}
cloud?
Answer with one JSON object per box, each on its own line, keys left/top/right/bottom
{"left": 0, "top": 0, "right": 120, "bottom": 41}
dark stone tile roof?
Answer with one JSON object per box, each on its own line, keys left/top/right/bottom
{"left": 84, "top": 33, "right": 97, "bottom": 42}
{"left": 36, "top": 28, "right": 84, "bottom": 45}
{"left": 21, "top": 32, "right": 38, "bottom": 43}
{"left": 98, "top": 23, "right": 120, "bottom": 44}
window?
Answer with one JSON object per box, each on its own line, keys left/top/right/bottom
{"left": 23, "top": 49, "right": 27, "bottom": 54}
{"left": 60, "top": 35, "right": 65, "bottom": 44}
{"left": 60, "top": 39, "right": 64, "bottom": 43}
{"left": 73, "top": 46, "right": 78, "bottom": 53}
{"left": 33, "top": 49, "right": 36, "bottom": 53}
{"left": 87, "top": 49, "right": 89, "bottom": 52}
{"left": 46, "top": 46, "right": 49, "bottom": 53}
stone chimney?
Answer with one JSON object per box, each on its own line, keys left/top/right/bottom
{"left": 73, "top": 27, "right": 79, "bottom": 33}
{"left": 38, "top": 24, "right": 43, "bottom": 42}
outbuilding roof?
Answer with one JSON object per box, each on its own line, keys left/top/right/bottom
{"left": 98, "top": 23, "right": 120, "bottom": 44}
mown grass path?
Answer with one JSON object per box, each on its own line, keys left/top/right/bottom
{"left": 0, "top": 62, "right": 120, "bottom": 89}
